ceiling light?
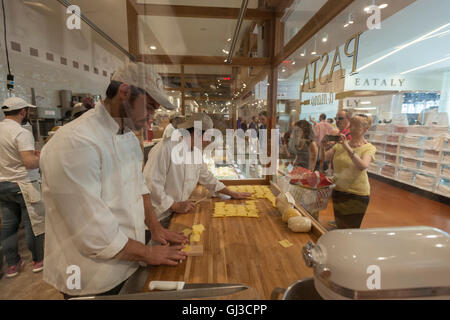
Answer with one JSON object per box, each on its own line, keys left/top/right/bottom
{"left": 364, "top": 0, "right": 376, "bottom": 13}
{"left": 344, "top": 13, "right": 354, "bottom": 27}
{"left": 222, "top": 49, "right": 230, "bottom": 54}
{"left": 322, "top": 33, "right": 328, "bottom": 43}
{"left": 292, "top": 61, "right": 296, "bottom": 65}
{"left": 400, "top": 55, "right": 450, "bottom": 75}
{"left": 150, "top": 46, "right": 157, "bottom": 50}
{"left": 358, "top": 23, "right": 450, "bottom": 72}
{"left": 354, "top": 107, "right": 377, "bottom": 110}
{"left": 311, "top": 37, "right": 317, "bottom": 55}
{"left": 300, "top": 49, "right": 306, "bottom": 57}
{"left": 361, "top": 101, "right": 372, "bottom": 105}
{"left": 227, "top": 38, "right": 232, "bottom": 42}
{"left": 379, "top": 4, "right": 388, "bottom": 9}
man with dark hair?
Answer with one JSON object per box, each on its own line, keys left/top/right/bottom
{"left": 40, "top": 63, "right": 188, "bottom": 299}
{"left": 144, "top": 113, "right": 251, "bottom": 227}
{"left": 0, "top": 97, "right": 45, "bottom": 278}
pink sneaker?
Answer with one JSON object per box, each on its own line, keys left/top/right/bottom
{"left": 32, "top": 261, "right": 44, "bottom": 273}
{"left": 6, "top": 258, "right": 24, "bottom": 278}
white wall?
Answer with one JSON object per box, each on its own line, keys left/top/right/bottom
{"left": 0, "top": 0, "right": 126, "bottom": 108}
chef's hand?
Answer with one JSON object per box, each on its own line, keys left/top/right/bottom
{"left": 171, "top": 201, "right": 195, "bottom": 213}
{"left": 151, "top": 224, "right": 188, "bottom": 245}
{"left": 230, "top": 191, "right": 252, "bottom": 200}
{"left": 146, "top": 244, "right": 187, "bottom": 266}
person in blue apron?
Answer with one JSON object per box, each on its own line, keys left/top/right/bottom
{"left": 40, "top": 63, "right": 188, "bottom": 299}
{"left": 0, "top": 97, "right": 45, "bottom": 278}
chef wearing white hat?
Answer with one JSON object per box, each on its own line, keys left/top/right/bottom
{"left": 0, "top": 97, "right": 45, "bottom": 278}
{"left": 143, "top": 113, "right": 252, "bottom": 228}
{"left": 40, "top": 62, "right": 188, "bottom": 298}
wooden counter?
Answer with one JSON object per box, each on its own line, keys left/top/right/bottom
{"left": 143, "top": 185, "right": 319, "bottom": 299}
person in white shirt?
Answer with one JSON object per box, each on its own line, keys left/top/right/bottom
{"left": 0, "top": 97, "right": 44, "bottom": 278}
{"left": 144, "top": 113, "right": 252, "bottom": 227}
{"left": 162, "top": 114, "right": 184, "bottom": 139}
{"left": 40, "top": 63, "right": 188, "bottom": 299}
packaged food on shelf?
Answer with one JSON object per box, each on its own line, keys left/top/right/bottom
{"left": 423, "top": 137, "right": 441, "bottom": 150}
{"left": 385, "top": 145, "right": 397, "bottom": 153}
{"left": 401, "top": 158, "right": 417, "bottom": 168}
{"left": 393, "top": 125, "right": 408, "bottom": 134}
{"left": 386, "top": 135, "right": 399, "bottom": 143}
{"left": 423, "top": 150, "right": 439, "bottom": 161}
{"left": 444, "top": 153, "right": 450, "bottom": 163}
{"left": 414, "top": 174, "right": 435, "bottom": 190}
{"left": 370, "top": 133, "right": 385, "bottom": 142}
{"left": 400, "top": 147, "right": 417, "bottom": 157}
{"left": 385, "top": 155, "right": 397, "bottom": 164}
{"left": 420, "top": 161, "right": 437, "bottom": 173}
{"left": 437, "top": 183, "right": 450, "bottom": 195}
{"left": 441, "top": 167, "right": 450, "bottom": 177}
{"left": 381, "top": 165, "right": 395, "bottom": 177}
{"left": 372, "top": 143, "right": 384, "bottom": 151}
{"left": 407, "top": 125, "right": 430, "bottom": 135}
{"left": 375, "top": 153, "right": 385, "bottom": 161}
{"left": 398, "top": 170, "right": 414, "bottom": 183}
{"left": 403, "top": 136, "right": 422, "bottom": 145}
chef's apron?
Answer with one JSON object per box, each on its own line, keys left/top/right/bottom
{"left": 17, "top": 181, "right": 45, "bottom": 236}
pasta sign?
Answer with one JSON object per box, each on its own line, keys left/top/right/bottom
{"left": 302, "top": 32, "right": 362, "bottom": 91}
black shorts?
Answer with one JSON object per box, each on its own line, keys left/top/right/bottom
{"left": 332, "top": 190, "right": 370, "bottom": 229}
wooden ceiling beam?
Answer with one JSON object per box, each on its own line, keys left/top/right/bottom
{"left": 131, "top": 3, "right": 273, "bottom": 20}
{"left": 137, "top": 54, "right": 270, "bottom": 66}
{"left": 273, "top": 0, "right": 355, "bottom": 66}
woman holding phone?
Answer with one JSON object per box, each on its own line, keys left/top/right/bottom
{"left": 321, "top": 115, "right": 376, "bottom": 229}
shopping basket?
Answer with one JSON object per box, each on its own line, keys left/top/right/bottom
{"left": 278, "top": 174, "right": 335, "bottom": 216}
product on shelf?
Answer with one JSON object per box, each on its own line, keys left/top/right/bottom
{"left": 400, "top": 147, "right": 417, "bottom": 157}
{"left": 421, "top": 161, "right": 437, "bottom": 173}
{"left": 381, "top": 165, "right": 395, "bottom": 177}
{"left": 402, "top": 158, "right": 417, "bottom": 168}
{"left": 442, "top": 167, "right": 450, "bottom": 177}
{"left": 385, "top": 145, "right": 397, "bottom": 153}
{"left": 386, "top": 155, "right": 396, "bottom": 164}
{"left": 444, "top": 153, "right": 450, "bottom": 163}
{"left": 423, "top": 150, "right": 439, "bottom": 160}
{"left": 437, "top": 183, "right": 450, "bottom": 195}
{"left": 398, "top": 170, "right": 414, "bottom": 183}
{"left": 403, "top": 136, "right": 422, "bottom": 145}
{"left": 423, "top": 137, "right": 441, "bottom": 150}
{"left": 371, "top": 133, "right": 384, "bottom": 142}
{"left": 375, "top": 153, "right": 384, "bottom": 161}
{"left": 387, "top": 135, "right": 399, "bottom": 143}
{"left": 414, "top": 174, "right": 435, "bottom": 190}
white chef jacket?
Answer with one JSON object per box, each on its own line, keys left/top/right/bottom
{"left": 144, "top": 137, "right": 226, "bottom": 221}
{"left": 0, "top": 119, "right": 40, "bottom": 183}
{"left": 40, "top": 102, "right": 149, "bottom": 296}
{"left": 162, "top": 123, "right": 175, "bottom": 139}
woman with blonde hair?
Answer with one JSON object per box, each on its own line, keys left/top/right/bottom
{"left": 321, "top": 115, "right": 376, "bottom": 229}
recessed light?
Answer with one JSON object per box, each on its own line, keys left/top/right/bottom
{"left": 150, "top": 46, "right": 157, "bottom": 50}
{"left": 311, "top": 51, "right": 317, "bottom": 55}
{"left": 227, "top": 38, "right": 232, "bottom": 42}
{"left": 379, "top": 4, "right": 388, "bottom": 9}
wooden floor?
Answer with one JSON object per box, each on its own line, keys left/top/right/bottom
{"left": 1, "top": 178, "right": 448, "bottom": 299}
{"left": 319, "top": 178, "right": 450, "bottom": 233}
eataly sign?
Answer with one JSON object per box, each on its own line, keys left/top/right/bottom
{"left": 302, "top": 32, "right": 362, "bottom": 91}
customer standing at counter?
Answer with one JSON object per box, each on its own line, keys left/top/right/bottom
{"left": 40, "top": 63, "right": 187, "bottom": 299}
{"left": 321, "top": 115, "right": 376, "bottom": 229}
{"left": 143, "top": 113, "right": 252, "bottom": 228}
{"left": 288, "top": 120, "right": 318, "bottom": 171}
{"left": 0, "top": 98, "right": 45, "bottom": 278}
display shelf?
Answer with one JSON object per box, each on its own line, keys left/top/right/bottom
{"left": 397, "top": 165, "right": 437, "bottom": 177}
{"left": 375, "top": 150, "right": 397, "bottom": 156}
{"left": 399, "top": 144, "right": 439, "bottom": 151}
{"left": 398, "top": 154, "right": 439, "bottom": 163}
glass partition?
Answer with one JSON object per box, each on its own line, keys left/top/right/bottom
{"left": 274, "top": 0, "right": 449, "bottom": 230}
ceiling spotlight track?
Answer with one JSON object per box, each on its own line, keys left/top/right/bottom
{"left": 226, "top": 0, "right": 249, "bottom": 64}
